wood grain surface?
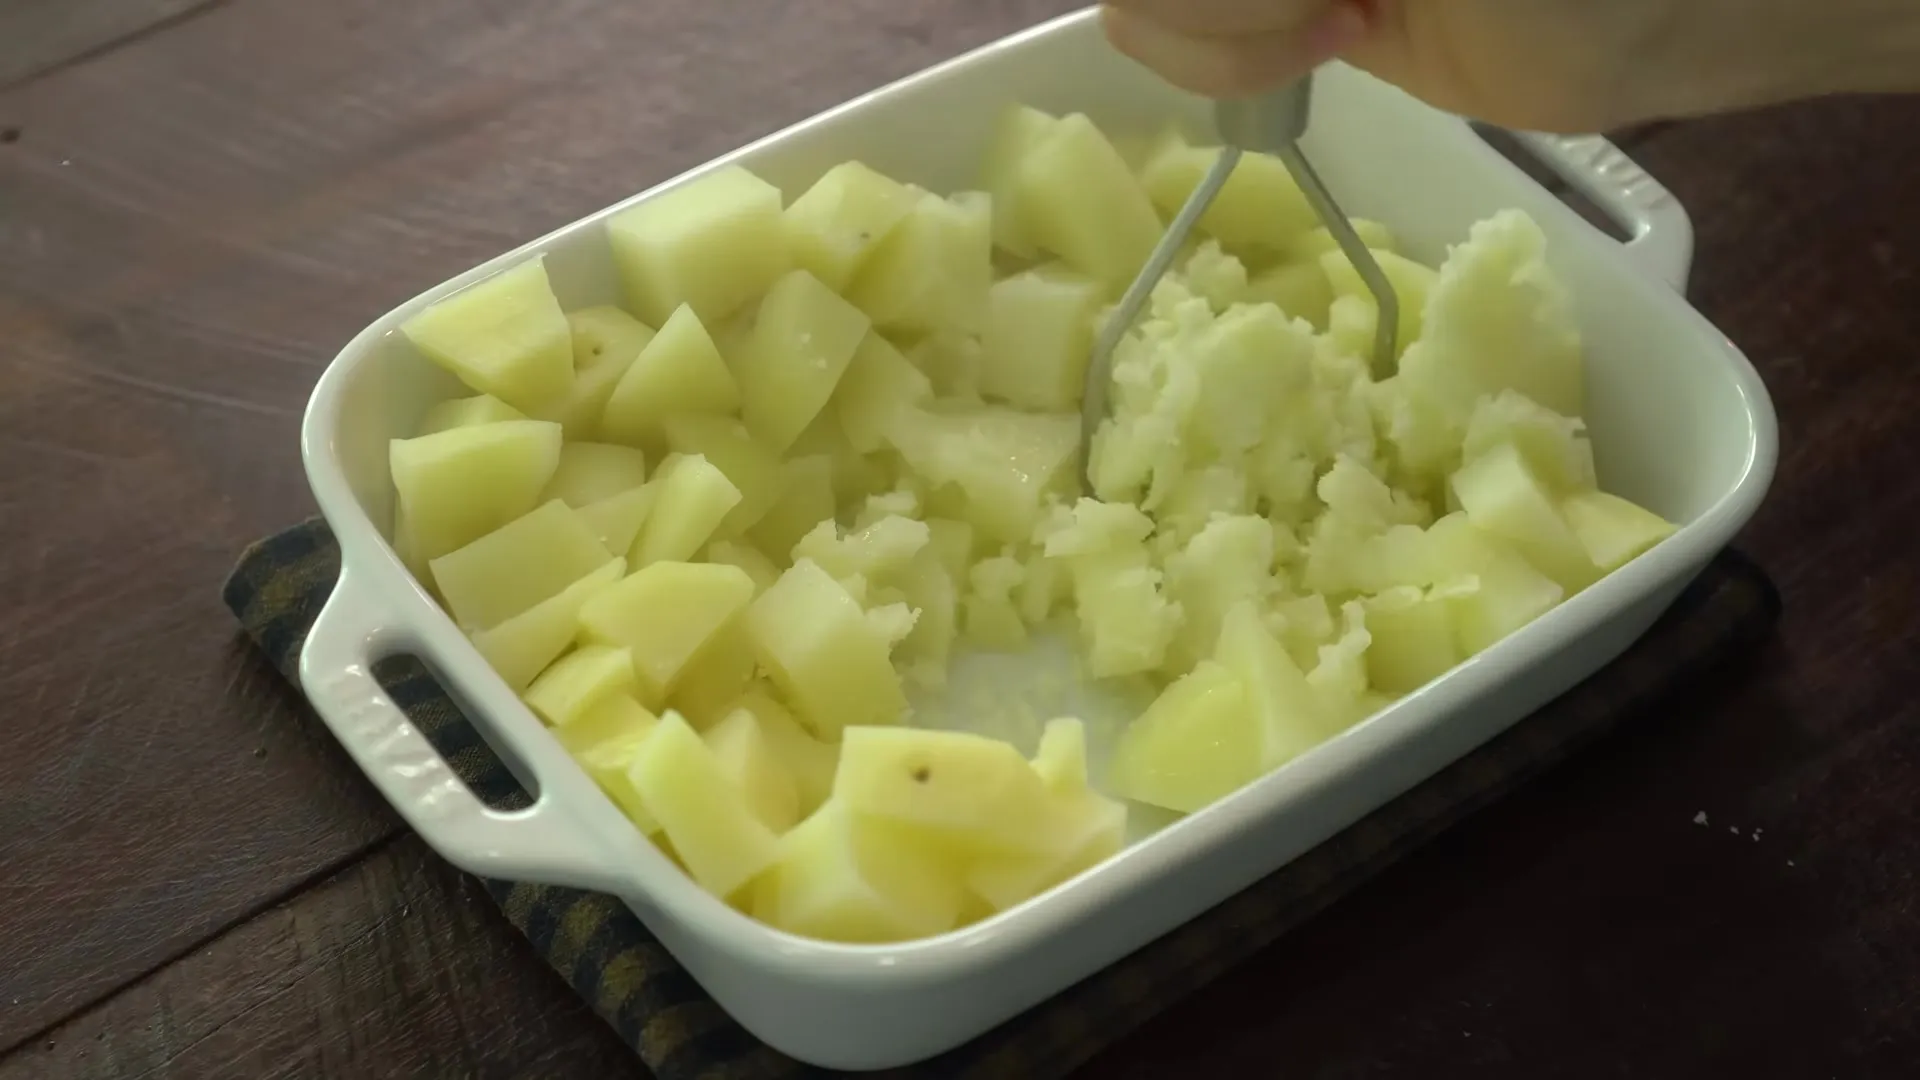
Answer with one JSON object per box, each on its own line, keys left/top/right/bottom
{"left": 0, "top": 0, "right": 220, "bottom": 89}
{"left": 1, "top": 0, "right": 1916, "bottom": 1075}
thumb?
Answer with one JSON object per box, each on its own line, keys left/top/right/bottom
{"left": 1100, "top": 3, "right": 1369, "bottom": 100}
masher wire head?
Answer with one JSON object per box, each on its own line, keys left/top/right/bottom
{"left": 1078, "top": 76, "right": 1401, "bottom": 495}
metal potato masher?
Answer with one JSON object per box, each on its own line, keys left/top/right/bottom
{"left": 1078, "top": 77, "right": 1401, "bottom": 492}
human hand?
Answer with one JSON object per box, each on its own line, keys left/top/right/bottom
{"left": 1101, "top": 0, "right": 1920, "bottom": 134}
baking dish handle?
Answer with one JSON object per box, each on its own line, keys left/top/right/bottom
{"left": 298, "top": 565, "right": 622, "bottom": 893}
{"left": 1510, "top": 131, "right": 1695, "bottom": 291}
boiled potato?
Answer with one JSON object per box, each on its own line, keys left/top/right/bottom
{"left": 752, "top": 800, "right": 964, "bottom": 944}
{"left": 846, "top": 189, "right": 992, "bottom": 337}
{"left": 471, "top": 559, "right": 626, "bottom": 692}
{"left": 558, "top": 693, "right": 663, "bottom": 834}
{"left": 401, "top": 257, "right": 573, "bottom": 413}
{"left": 667, "top": 620, "right": 757, "bottom": 729}
{"left": 1561, "top": 490, "right": 1677, "bottom": 572}
{"left": 1451, "top": 441, "right": 1601, "bottom": 593}
{"left": 630, "top": 454, "right": 741, "bottom": 567}
{"left": 628, "top": 710, "right": 781, "bottom": 899}
{"left": 532, "top": 308, "right": 655, "bottom": 439}
{"left": 662, "top": 415, "right": 783, "bottom": 537}
{"left": 833, "top": 726, "right": 1054, "bottom": 855}
{"left": 1016, "top": 112, "right": 1163, "bottom": 290}
{"left": 429, "top": 499, "right": 612, "bottom": 630}
{"left": 607, "top": 165, "right": 790, "bottom": 326}
{"left": 1139, "top": 132, "right": 1317, "bottom": 256}
{"left": 724, "top": 691, "right": 838, "bottom": 818}
{"left": 735, "top": 269, "right": 872, "bottom": 453}
{"left": 524, "top": 644, "right": 636, "bottom": 727}
{"left": 703, "top": 706, "right": 802, "bottom": 833}
{"left": 577, "top": 560, "right": 755, "bottom": 703}
{"left": 576, "top": 482, "right": 657, "bottom": 557}
{"left": 748, "top": 454, "right": 837, "bottom": 563}
{"left": 745, "top": 559, "right": 907, "bottom": 738}
{"left": 1110, "top": 660, "right": 1257, "bottom": 814}
{"left": 390, "top": 419, "right": 563, "bottom": 562}
{"left": 885, "top": 405, "right": 1078, "bottom": 546}
{"left": 418, "top": 394, "right": 526, "bottom": 435}
{"left": 600, "top": 303, "right": 741, "bottom": 448}
{"left": 833, "top": 334, "right": 933, "bottom": 454}
{"left": 978, "top": 104, "right": 1058, "bottom": 259}
{"left": 540, "top": 442, "right": 649, "bottom": 508}
{"left": 1291, "top": 219, "right": 1398, "bottom": 261}
{"left": 704, "top": 538, "right": 781, "bottom": 593}
{"left": 783, "top": 160, "right": 920, "bottom": 292}
{"left": 978, "top": 266, "right": 1103, "bottom": 411}
{"left": 964, "top": 790, "right": 1124, "bottom": 913}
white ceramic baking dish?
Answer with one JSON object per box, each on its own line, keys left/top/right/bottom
{"left": 298, "top": 7, "right": 1776, "bottom": 1071}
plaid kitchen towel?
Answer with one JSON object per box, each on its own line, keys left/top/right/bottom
{"left": 224, "top": 519, "right": 1781, "bottom": 1079}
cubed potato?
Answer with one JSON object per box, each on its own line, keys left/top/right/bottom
{"left": 747, "top": 454, "right": 837, "bottom": 564}
{"left": 745, "top": 559, "right": 907, "bottom": 738}
{"left": 751, "top": 800, "right": 964, "bottom": 944}
{"left": 703, "top": 538, "right": 781, "bottom": 594}
{"left": 1214, "top": 601, "right": 1333, "bottom": 772}
{"left": 523, "top": 644, "right": 636, "bottom": 728}
{"left": 577, "top": 561, "right": 756, "bottom": 703}
{"left": 400, "top": 257, "right": 573, "bottom": 413}
{"left": 833, "top": 726, "right": 1055, "bottom": 855}
{"left": 1451, "top": 442, "right": 1600, "bottom": 593}
{"left": 1029, "top": 717, "right": 1089, "bottom": 794}
{"left": 1243, "top": 261, "right": 1334, "bottom": 330}
{"left": 390, "top": 419, "right": 564, "bottom": 562}
{"left": 925, "top": 518, "right": 976, "bottom": 583}
{"left": 568, "top": 306, "right": 658, "bottom": 369}
{"left": 526, "top": 308, "right": 654, "bottom": 440}
{"left": 1462, "top": 390, "right": 1597, "bottom": 496}
{"left": 833, "top": 334, "right": 933, "bottom": 454}
{"left": 725, "top": 691, "right": 838, "bottom": 817}
{"left": 1017, "top": 113, "right": 1164, "bottom": 289}
{"left": 606, "top": 165, "right": 791, "bottom": 327}
{"left": 556, "top": 693, "right": 663, "bottom": 834}
{"left": 1290, "top": 219, "right": 1399, "bottom": 261}
{"left": 540, "top": 443, "right": 650, "bottom": 508}
{"left": 978, "top": 104, "right": 1060, "bottom": 259}
{"left": 429, "top": 499, "right": 612, "bottom": 630}
{"left": 576, "top": 482, "right": 657, "bottom": 557}
{"left": 1160, "top": 515, "right": 1276, "bottom": 675}
{"left": 905, "top": 331, "right": 983, "bottom": 401}
{"left": 630, "top": 454, "right": 742, "bottom": 567}
{"left": 978, "top": 267, "right": 1103, "bottom": 411}
{"left": 963, "top": 790, "right": 1125, "bottom": 913}
{"left": 471, "top": 559, "right": 626, "bottom": 692}
{"left": 417, "top": 394, "right": 527, "bottom": 436}
{"left": 703, "top": 706, "right": 802, "bottom": 833}
{"left": 789, "top": 411, "right": 894, "bottom": 508}
{"left": 667, "top": 620, "right": 757, "bottom": 729}
{"left": 1560, "top": 490, "right": 1677, "bottom": 573}
{"left": 1421, "top": 515, "right": 1566, "bottom": 657}
{"left": 1363, "top": 585, "right": 1465, "bottom": 695}
{"left": 845, "top": 190, "right": 992, "bottom": 337}
{"left": 1016, "top": 556, "right": 1071, "bottom": 627}
{"left": 735, "top": 269, "right": 872, "bottom": 453}
{"left": 782, "top": 160, "right": 921, "bottom": 292}
{"left": 629, "top": 710, "right": 781, "bottom": 899}
{"left": 1110, "top": 660, "right": 1258, "bottom": 814}
{"left": 600, "top": 304, "right": 742, "bottom": 448}
{"left": 1139, "top": 133, "right": 1318, "bottom": 256}
{"left": 885, "top": 405, "right": 1079, "bottom": 546}
{"left": 662, "top": 415, "right": 782, "bottom": 537}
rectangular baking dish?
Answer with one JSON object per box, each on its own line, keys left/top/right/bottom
{"left": 297, "top": 7, "right": 1777, "bottom": 1071}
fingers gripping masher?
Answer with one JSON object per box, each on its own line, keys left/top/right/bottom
{"left": 1078, "top": 78, "right": 1400, "bottom": 493}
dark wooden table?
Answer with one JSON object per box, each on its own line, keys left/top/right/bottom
{"left": 2, "top": 2, "right": 1916, "bottom": 1077}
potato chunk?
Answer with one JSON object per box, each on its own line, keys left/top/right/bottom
{"left": 745, "top": 559, "right": 906, "bottom": 738}
{"left": 607, "top": 165, "right": 790, "bottom": 326}
{"left": 524, "top": 644, "right": 636, "bottom": 728}
{"left": 400, "top": 256, "right": 573, "bottom": 412}
{"left": 752, "top": 801, "right": 964, "bottom": 944}
{"left": 845, "top": 190, "right": 991, "bottom": 337}
{"left": 630, "top": 454, "right": 741, "bottom": 567}
{"left": 782, "top": 160, "right": 920, "bottom": 291}
{"left": 390, "top": 419, "right": 563, "bottom": 563}
{"left": 540, "top": 443, "right": 649, "bottom": 508}
{"left": 429, "top": 499, "right": 611, "bottom": 630}
{"left": 662, "top": 415, "right": 782, "bottom": 537}
{"left": 1018, "top": 114, "right": 1164, "bottom": 289}
{"left": 629, "top": 710, "right": 781, "bottom": 899}
{"left": 470, "top": 559, "right": 625, "bottom": 692}
{"left": 577, "top": 561, "right": 756, "bottom": 703}
{"left": 979, "top": 266, "right": 1103, "bottom": 411}
{"left": 1110, "top": 660, "right": 1258, "bottom": 813}
{"left": 735, "top": 269, "right": 873, "bottom": 453}
{"left": 600, "top": 303, "right": 741, "bottom": 448}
